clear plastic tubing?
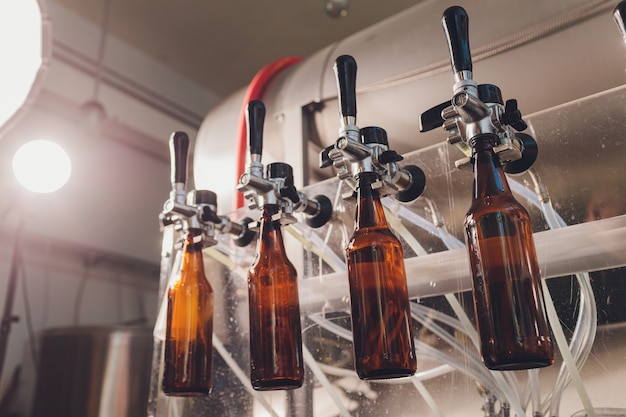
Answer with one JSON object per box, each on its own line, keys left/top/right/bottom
{"left": 410, "top": 302, "right": 526, "bottom": 416}
{"left": 510, "top": 175, "right": 597, "bottom": 417}
{"left": 302, "top": 345, "right": 353, "bottom": 417}
{"left": 212, "top": 335, "right": 281, "bottom": 417}
{"left": 286, "top": 222, "right": 346, "bottom": 272}
{"left": 382, "top": 197, "right": 465, "bottom": 249}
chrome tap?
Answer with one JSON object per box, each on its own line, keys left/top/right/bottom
{"left": 162, "top": 131, "right": 255, "bottom": 247}
{"left": 420, "top": 6, "right": 538, "bottom": 174}
{"left": 238, "top": 100, "right": 333, "bottom": 229}
{"left": 320, "top": 55, "right": 426, "bottom": 202}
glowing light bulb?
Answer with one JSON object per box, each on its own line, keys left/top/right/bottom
{"left": 12, "top": 140, "right": 71, "bottom": 193}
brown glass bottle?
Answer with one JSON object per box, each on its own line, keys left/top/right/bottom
{"left": 163, "top": 229, "right": 214, "bottom": 395}
{"left": 465, "top": 136, "right": 554, "bottom": 370}
{"left": 247, "top": 204, "right": 303, "bottom": 390}
{"left": 346, "top": 172, "right": 417, "bottom": 380}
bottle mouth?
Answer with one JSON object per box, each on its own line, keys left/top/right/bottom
{"left": 469, "top": 133, "right": 498, "bottom": 149}
{"left": 355, "top": 171, "right": 379, "bottom": 184}
{"left": 261, "top": 203, "right": 281, "bottom": 218}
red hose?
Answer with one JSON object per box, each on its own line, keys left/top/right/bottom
{"left": 234, "top": 56, "right": 303, "bottom": 210}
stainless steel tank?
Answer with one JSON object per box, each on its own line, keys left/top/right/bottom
{"left": 194, "top": 0, "right": 624, "bottom": 211}
{"left": 32, "top": 326, "right": 152, "bottom": 417}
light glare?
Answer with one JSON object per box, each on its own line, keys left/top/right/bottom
{"left": 0, "top": 0, "right": 44, "bottom": 129}
{"left": 13, "top": 140, "right": 72, "bottom": 193}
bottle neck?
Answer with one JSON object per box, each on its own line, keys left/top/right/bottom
{"left": 258, "top": 204, "right": 287, "bottom": 254}
{"left": 355, "top": 173, "right": 388, "bottom": 230}
{"left": 184, "top": 228, "right": 204, "bottom": 254}
{"left": 471, "top": 136, "right": 512, "bottom": 199}
{"left": 180, "top": 228, "right": 206, "bottom": 282}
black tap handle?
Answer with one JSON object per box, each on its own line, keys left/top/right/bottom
{"left": 169, "top": 131, "right": 189, "bottom": 186}
{"left": 333, "top": 55, "right": 357, "bottom": 118}
{"left": 442, "top": 6, "right": 472, "bottom": 74}
{"left": 246, "top": 100, "right": 265, "bottom": 157}
{"left": 614, "top": 1, "right": 626, "bottom": 42}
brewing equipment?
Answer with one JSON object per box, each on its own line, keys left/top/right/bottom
{"left": 150, "top": 1, "right": 626, "bottom": 416}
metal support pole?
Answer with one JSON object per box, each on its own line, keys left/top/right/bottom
{"left": 0, "top": 212, "right": 26, "bottom": 391}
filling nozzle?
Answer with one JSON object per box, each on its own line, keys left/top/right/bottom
{"left": 418, "top": 5, "right": 537, "bottom": 174}
{"left": 162, "top": 130, "right": 256, "bottom": 247}
{"left": 190, "top": 190, "right": 256, "bottom": 248}
{"left": 321, "top": 54, "right": 426, "bottom": 203}
{"left": 238, "top": 100, "right": 281, "bottom": 210}
{"left": 240, "top": 100, "right": 333, "bottom": 229}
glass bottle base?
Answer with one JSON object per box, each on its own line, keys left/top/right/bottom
{"left": 484, "top": 358, "right": 553, "bottom": 371}
{"left": 251, "top": 378, "right": 303, "bottom": 391}
{"left": 162, "top": 387, "right": 210, "bottom": 397}
{"left": 357, "top": 367, "right": 416, "bottom": 380}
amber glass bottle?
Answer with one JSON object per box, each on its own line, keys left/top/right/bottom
{"left": 346, "top": 172, "right": 417, "bottom": 380}
{"left": 247, "top": 204, "right": 303, "bottom": 390}
{"left": 465, "top": 136, "right": 554, "bottom": 370}
{"left": 163, "top": 229, "right": 214, "bottom": 395}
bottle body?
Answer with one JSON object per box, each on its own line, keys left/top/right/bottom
{"left": 248, "top": 205, "right": 303, "bottom": 390}
{"left": 346, "top": 174, "right": 417, "bottom": 380}
{"left": 465, "top": 137, "right": 554, "bottom": 370}
{"left": 163, "top": 230, "right": 214, "bottom": 395}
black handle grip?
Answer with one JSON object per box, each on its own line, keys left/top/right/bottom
{"left": 442, "top": 6, "right": 472, "bottom": 74}
{"left": 319, "top": 144, "right": 334, "bottom": 169}
{"left": 169, "top": 131, "right": 189, "bottom": 185}
{"left": 246, "top": 100, "right": 265, "bottom": 156}
{"left": 419, "top": 101, "right": 449, "bottom": 133}
{"left": 333, "top": 55, "right": 357, "bottom": 118}
{"left": 614, "top": 1, "right": 626, "bottom": 41}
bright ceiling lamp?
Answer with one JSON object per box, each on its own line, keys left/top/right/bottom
{"left": 0, "top": 0, "right": 51, "bottom": 138}
{"left": 13, "top": 139, "right": 72, "bottom": 193}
